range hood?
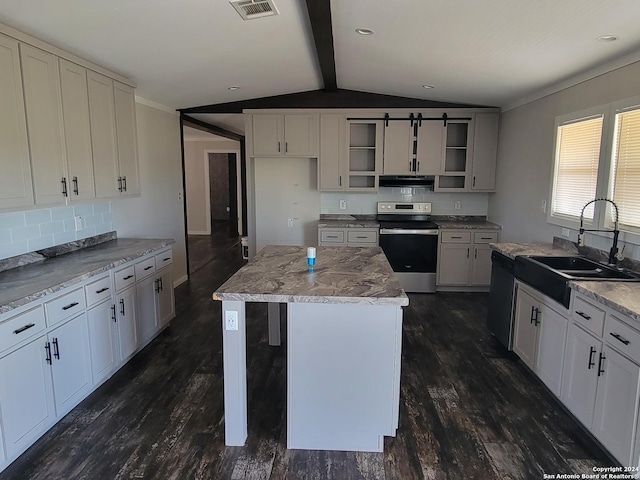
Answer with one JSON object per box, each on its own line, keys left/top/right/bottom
{"left": 379, "top": 175, "right": 435, "bottom": 189}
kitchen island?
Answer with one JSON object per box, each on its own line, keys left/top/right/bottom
{"left": 212, "top": 245, "right": 408, "bottom": 452}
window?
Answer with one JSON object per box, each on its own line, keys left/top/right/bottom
{"left": 611, "top": 106, "right": 640, "bottom": 229}
{"left": 551, "top": 114, "right": 604, "bottom": 221}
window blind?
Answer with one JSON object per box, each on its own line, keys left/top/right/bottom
{"left": 552, "top": 116, "right": 603, "bottom": 220}
{"left": 612, "top": 107, "right": 640, "bottom": 229}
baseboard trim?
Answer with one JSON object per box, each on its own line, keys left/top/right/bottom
{"left": 174, "top": 275, "right": 189, "bottom": 288}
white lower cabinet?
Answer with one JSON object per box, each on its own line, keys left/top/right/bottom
{"left": 136, "top": 275, "right": 159, "bottom": 345}
{"left": 48, "top": 314, "right": 92, "bottom": 415}
{"left": 512, "top": 281, "right": 568, "bottom": 396}
{"left": 0, "top": 247, "right": 175, "bottom": 472}
{"left": 0, "top": 335, "right": 55, "bottom": 458}
{"left": 592, "top": 345, "right": 640, "bottom": 465}
{"left": 437, "top": 230, "right": 498, "bottom": 288}
{"left": 116, "top": 286, "right": 138, "bottom": 362}
{"left": 87, "top": 300, "right": 119, "bottom": 385}
{"left": 559, "top": 291, "right": 640, "bottom": 465}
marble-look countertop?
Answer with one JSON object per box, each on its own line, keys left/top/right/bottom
{"left": 434, "top": 220, "right": 501, "bottom": 230}
{"left": 317, "top": 219, "right": 380, "bottom": 228}
{"left": 491, "top": 241, "right": 640, "bottom": 323}
{"left": 213, "top": 245, "right": 408, "bottom": 306}
{"left": 490, "top": 241, "right": 578, "bottom": 260}
{"left": 0, "top": 238, "right": 174, "bottom": 315}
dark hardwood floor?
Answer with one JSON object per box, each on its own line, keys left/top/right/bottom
{"left": 187, "top": 220, "right": 240, "bottom": 274}
{"left": 0, "top": 242, "right": 613, "bottom": 479}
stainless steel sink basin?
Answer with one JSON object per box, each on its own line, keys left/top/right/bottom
{"left": 514, "top": 255, "right": 640, "bottom": 308}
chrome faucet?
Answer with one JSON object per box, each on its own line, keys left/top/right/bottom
{"left": 578, "top": 198, "right": 620, "bottom": 265}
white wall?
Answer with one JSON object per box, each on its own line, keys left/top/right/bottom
{"left": 112, "top": 102, "right": 188, "bottom": 285}
{"left": 184, "top": 139, "right": 240, "bottom": 235}
{"left": 321, "top": 190, "right": 488, "bottom": 216}
{"left": 489, "top": 60, "right": 640, "bottom": 260}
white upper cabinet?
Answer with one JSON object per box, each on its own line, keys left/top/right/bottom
{"left": 318, "top": 114, "right": 346, "bottom": 191}
{"left": 0, "top": 34, "right": 33, "bottom": 210}
{"left": 471, "top": 112, "right": 500, "bottom": 191}
{"left": 251, "top": 114, "right": 318, "bottom": 157}
{"left": 88, "top": 71, "right": 121, "bottom": 199}
{"left": 20, "top": 44, "right": 67, "bottom": 206}
{"left": 114, "top": 81, "right": 140, "bottom": 196}
{"left": 59, "top": 59, "right": 96, "bottom": 202}
{"left": 415, "top": 121, "right": 444, "bottom": 175}
{"left": 382, "top": 122, "right": 414, "bottom": 175}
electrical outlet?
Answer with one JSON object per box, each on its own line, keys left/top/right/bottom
{"left": 339, "top": 199, "right": 347, "bottom": 210}
{"left": 541, "top": 200, "right": 547, "bottom": 214}
{"left": 74, "top": 216, "right": 83, "bottom": 231}
{"left": 225, "top": 311, "right": 238, "bottom": 331}
{"left": 561, "top": 228, "right": 570, "bottom": 238}
{"left": 287, "top": 218, "right": 294, "bottom": 227}
{"left": 454, "top": 201, "right": 461, "bottom": 210}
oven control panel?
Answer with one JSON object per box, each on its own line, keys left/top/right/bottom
{"left": 377, "top": 202, "right": 432, "bottom": 214}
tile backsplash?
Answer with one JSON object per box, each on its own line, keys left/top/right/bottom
{"left": 321, "top": 188, "right": 489, "bottom": 215}
{"left": 0, "top": 202, "right": 114, "bottom": 260}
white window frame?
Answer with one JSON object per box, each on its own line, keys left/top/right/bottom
{"left": 547, "top": 104, "right": 610, "bottom": 231}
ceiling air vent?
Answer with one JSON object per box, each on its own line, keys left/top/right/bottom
{"left": 230, "top": 0, "right": 279, "bottom": 20}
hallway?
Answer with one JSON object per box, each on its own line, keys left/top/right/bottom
{"left": 0, "top": 243, "right": 612, "bottom": 479}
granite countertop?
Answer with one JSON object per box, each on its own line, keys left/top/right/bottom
{"left": 0, "top": 238, "right": 174, "bottom": 315}
{"left": 434, "top": 220, "right": 501, "bottom": 230}
{"left": 317, "top": 215, "right": 379, "bottom": 229}
{"left": 213, "top": 245, "right": 408, "bottom": 306}
{"left": 489, "top": 241, "right": 578, "bottom": 260}
{"left": 491, "top": 241, "right": 640, "bottom": 322}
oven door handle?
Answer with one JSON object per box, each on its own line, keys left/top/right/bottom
{"left": 380, "top": 228, "right": 439, "bottom": 235}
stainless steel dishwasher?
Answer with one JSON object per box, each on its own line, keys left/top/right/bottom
{"left": 487, "top": 250, "right": 515, "bottom": 350}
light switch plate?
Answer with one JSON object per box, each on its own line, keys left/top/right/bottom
{"left": 225, "top": 311, "right": 238, "bottom": 331}
{"left": 339, "top": 199, "right": 347, "bottom": 210}
{"left": 74, "top": 216, "right": 83, "bottom": 231}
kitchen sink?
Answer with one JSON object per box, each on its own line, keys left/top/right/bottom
{"left": 514, "top": 255, "right": 640, "bottom": 308}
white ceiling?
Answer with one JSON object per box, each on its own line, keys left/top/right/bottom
{"left": 2, "top": 0, "right": 640, "bottom": 118}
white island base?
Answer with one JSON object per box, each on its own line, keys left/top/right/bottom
{"left": 221, "top": 300, "right": 403, "bottom": 452}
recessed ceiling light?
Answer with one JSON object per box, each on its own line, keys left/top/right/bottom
{"left": 228, "top": 86, "right": 240, "bottom": 91}
{"left": 422, "top": 85, "right": 435, "bottom": 89}
{"left": 355, "top": 28, "right": 374, "bottom": 35}
{"left": 596, "top": 35, "right": 619, "bottom": 42}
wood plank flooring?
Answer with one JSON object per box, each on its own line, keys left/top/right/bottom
{"left": 0, "top": 242, "right": 614, "bottom": 479}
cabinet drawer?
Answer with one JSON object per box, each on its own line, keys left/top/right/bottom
{"left": 347, "top": 230, "right": 377, "bottom": 244}
{"left": 135, "top": 256, "right": 156, "bottom": 279}
{"left": 605, "top": 315, "right": 640, "bottom": 364}
{"left": 473, "top": 232, "right": 498, "bottom": 244}
{"left": 45, "top": 288, "right": 86, "bottom": 327}
{"left": 85, "top": 275, "right": 112, "bottom": 307}
{"left": 0, "top": 306, "right": 46, "bottom": 353}
{"left": 114, "top": 265, "right": 136, "bottom": 292}
{"left": 155, "top": 249, "right": 173, "bottom": 269}
{"left": 572, "top": 295, "right": 605, "bottom": 336}
{"left": 441, "top": 231, "right": 471, "bottom": 243}
{"left": 320, "top": 230, "right": 345, "bottom": 244}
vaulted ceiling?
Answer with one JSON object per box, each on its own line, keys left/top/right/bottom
{"left": 2, "top": 0, "right": 640, "bottom": 123}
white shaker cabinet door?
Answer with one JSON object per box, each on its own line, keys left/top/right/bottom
{"left": 252, "top": 114, "right": 282, "bottom": 155}
{"left": 0, "top": 34, "right": 33, "bottom": 209}
{"left": 20, "top": 44, "right": 67, "bottom": 206}
{"left": 0, "top": 335, "right": 55, "bottom": 458}
{"left": 114, "top": 81, "right": 140, "bottom": 196}
{"left": 49, "top": 314, "right": 92, "bottom": 415}
{"left": 116, "top": 286, "right": 138, "bottom": 361}
{"left": 88, "top": 71, "right": 120, "bottom": 199}
{"left": 136, "top": 275, "right": 159, "bottom": 345}
{"left": 534, "top": 304, "right": 568, "bottom": 396}
{"left": 592, "top": 345, "right": 640, "bottom": 466}
{"left": 59, "top": 59, "right": 95, "bottom": 202}
{"left": 157, "top": 269, "right": 175, "bottom": 328}
{"left": 382, "top": 122, "right": 413, "bottom": 175}
{"left": 87, "top": 300, "right": 119, "bottom": 385}
{"left": 561, "top": 323, "right": 600, "bottom": 427}
{"left": 284, "top": 114, "right": 317, "bottom": 157}
{"left": 512, "top": 287, "right": 539, "bottom": 370}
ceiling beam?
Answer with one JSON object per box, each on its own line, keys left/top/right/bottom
{"left": 304, "top": 0, "right": 337, "bottom": 91}
{"left": 181, "top": 114, "right": 244, "bottom": 141}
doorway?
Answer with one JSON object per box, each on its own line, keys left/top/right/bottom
{"left": 182, "top": 124, "right": 243, "bottom": 274}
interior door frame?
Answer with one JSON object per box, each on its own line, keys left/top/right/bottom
{"left": 203, "top": 148, "right": 242, "bottom": 236}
